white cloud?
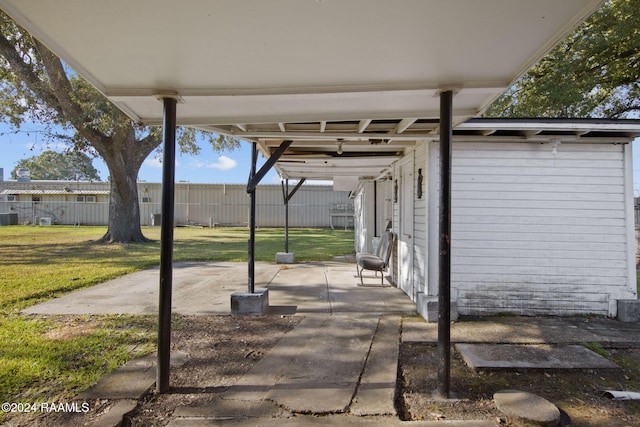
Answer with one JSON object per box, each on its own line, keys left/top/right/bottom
{"left": 189, "top": 160, "right": 205, "bottom": 169}
{"left": 207, "top": 155, "right": 237, "bottom": 171}
{"left": 144, "top": 157, "right": 163, "bottom": 168}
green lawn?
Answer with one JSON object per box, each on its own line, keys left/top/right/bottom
{"left": 0, "top": 225, "right": 354, "bottom": 416}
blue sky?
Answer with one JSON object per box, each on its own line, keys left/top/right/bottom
{"left": 0, "top": 122, "right": 280, "bottom": 184}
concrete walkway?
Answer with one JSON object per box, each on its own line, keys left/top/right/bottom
{"left": 23, "top": 261, "right": 640, "bottom": 426}
{"left": 22, "top": 261, "right": 282, "bottom": 315}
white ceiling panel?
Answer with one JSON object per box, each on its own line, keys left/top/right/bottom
{"left": 0, "top": 0, "right": 605, "bottom": 180}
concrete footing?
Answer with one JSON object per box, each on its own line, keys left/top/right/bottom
{"left": 276, "top": 252, "right": 295, "bottom": 264}
{"left": 617, "top": 299, "right": 640, "bottom": 322}
{"left": 231, "top": 288, "right": 269, "bottom": 316}
{"left": 417, "top": 293, "right": 458, "bottom": 323}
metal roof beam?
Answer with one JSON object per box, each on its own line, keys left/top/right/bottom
{"left": 393, "top": 118, "right": 418, "bottom": 134}
{"left": 234, "top": 131, "right": 434, "bottom": 140}
{"left": 247, "top": 140, "right": 293, "bottom": 193}
{"left": 358, "top": 119, "right": 372, "bottom": 133}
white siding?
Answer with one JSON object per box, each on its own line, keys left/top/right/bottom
{"left": 451, "top": 141, "right": 635, "bottom": 316}
{"left": 391, "top": 163, "right": 400, "bottom": 285}
{"left": 413, "top": 143, "right": 428, "bottom": 296}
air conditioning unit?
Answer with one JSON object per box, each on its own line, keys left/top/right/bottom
{"left": 7, "top": 195, "right": 17, "bottom": 202}
{"left": 142, "top": 196, "right": 151, "bottom": 203}
{"left": 85, "top": 196, "right": 96, "bottom": 202}
{"left": 39, "top": 217, "right": 52, "bottom": 226}
{"left": 76, "top": 196, "right": 85, "bottom": 202}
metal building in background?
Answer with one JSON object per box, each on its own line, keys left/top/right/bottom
{"left": 0, "top": 181, "right": 354, "bottom": 229}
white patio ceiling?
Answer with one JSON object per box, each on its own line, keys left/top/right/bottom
{"left": 0, "top": 0, "right": 605, "bottom": 181}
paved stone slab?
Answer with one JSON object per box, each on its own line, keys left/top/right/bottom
{"left": 325, "top": 263, "right": 417, "bottom": 315}
{"left": 266, "top": 264, "right": 331, "bottom": 314}
{"left": 456, "top": 343, "right": 621, "bottom": 371}
{"left": 89, "top": 399, "right": 138, "bottom": 427}
{"left": 173, "top": 399, "right": 289, "bottom": 419}
{"left": 265, "top": 314, "right": 379, "bottom": 413}
{"left": 78, "top": 358, "right": 155, "bottom": 400}
{"left": 221, "top": 315, "right": 329, "bottom": 403}
{"left": 350, "top": 315, "right": 401, "bottom": 416}
{"left": 22, "top": 262, "right": 280, "bottom": 315}
{"left": 78, "top": 351, "right": 188, "bottom": 400}
{"left": 167, "top": 414, "right": 496, "bottom": 426}
{"left": 402, "top": 316, "right": 604, "bottom": 344}
{"left": 494, "top": 389, "right": 560, "bottom": 427}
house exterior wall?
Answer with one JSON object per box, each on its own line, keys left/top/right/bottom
{"left": 0, "top": 181, "right": 353, "bottom": 228}
{"left": 357, "top": 137, "right": 637, "bottom": 318}
{"left": 413, "top": 142, "right": 428, "bottom": 299}
{"left": 447, "top": 141, "right": 636, "bottom": 316}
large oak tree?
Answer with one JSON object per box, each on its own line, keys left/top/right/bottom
{"left": 0, "top": 12, "right": 238, "bottom": 242}
{"left": 485, "top": 0, "right": 640, "bottom": 118}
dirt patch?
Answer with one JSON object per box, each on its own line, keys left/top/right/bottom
{"left": 125, "top": 315, "right": 301, "bottom": 426}
{"left": 396, "top": 342, "right": 640, "bottom": 426}
{"left": 43, "top": 322, "right": 99, "bottom": 340}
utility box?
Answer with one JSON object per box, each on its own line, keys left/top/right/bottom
{"left": 0, "top": 213, "right": 18, "bottom": 226}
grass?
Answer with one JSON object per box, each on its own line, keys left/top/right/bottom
{"left": 0, "top": 225, "right": 354, "bottom": 419}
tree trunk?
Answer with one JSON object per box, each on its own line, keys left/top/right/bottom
{"left": 100, "top": 159, "right": 148, "bottom": 243}
{"left": 95, "top": 127, "right": 158, "bottom": 243}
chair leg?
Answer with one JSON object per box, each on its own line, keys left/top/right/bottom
{"left": 359, "top": 268, "right": 364, "bottom": 286}
{"left": 381, "top": 270, "right": 384, "bottom": 286}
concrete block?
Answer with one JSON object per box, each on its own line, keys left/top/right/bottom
{"left": 617, "top": 299, "right": 640, "bottom": 323}
{"left": 231, "top": 288, "right": 269, "bottom": 316}
{"left": 276, "top": 252, "right": 295, "bottom": 264}
{"left": 417, "top": 293, "right": 458, "bottom": 323}
{"left": 494, "top": 389, "right": 560, "bottom": 427}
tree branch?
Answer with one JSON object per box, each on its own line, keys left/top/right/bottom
{"left": 0, "top": 26, "right": 61, "bottom": 111}
{"left": 33, "top": 39, "right": 110, "bottom": 146}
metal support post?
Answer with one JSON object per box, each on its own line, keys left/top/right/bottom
{"left": 437, "top": 90, "right": 453, "bottom": 398}
{"left": 280, "top": 177, "right": 305, "bottom": 253}
{"left": 157, "top": 97, "right": 177, "bottom": 394}
{"left": 248, "top": 142, "right": 257, "bottom": 294}
{"left": 284, "top": 179, "right": 289, "bottom": 253}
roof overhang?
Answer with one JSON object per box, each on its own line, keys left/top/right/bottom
{"left": 0, "top": 0, "right": 607, "bottom": 181}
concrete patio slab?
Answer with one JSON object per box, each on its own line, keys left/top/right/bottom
{"left": 264, "top": 314, "right": 378, "bottom": 413}
{"left": 350, "top": 315, "right": 401, "bottom": 416}
{"left": 401, "top": 315, "right": 640, "bottom": 346}
{"left": 22, "top": 262, "right": 280, "bottom": 315}
{"left": 456, "top": 343, "right": 621, "bottom": 371}
{"left": 167, "top": 415, "right": 497, "bottom": 427}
